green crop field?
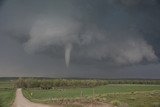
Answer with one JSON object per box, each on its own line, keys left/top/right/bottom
{"left": 0, "top": 81, "right": 15, "bottom": 107}
{"left": 0, "top": 81, "right": 14, "bottom": 89}
{"left": 0, "top": 78, "right": 160, "bottom": 107}
{"left": 23, "top": 84, "right": 160, "bottom": 107}
{"left": 0, "top": 90, "right": 15, "bottom": 107}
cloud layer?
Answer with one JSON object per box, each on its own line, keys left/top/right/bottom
{"left": 0, "top": 0, "right": 159, "bottom": 68}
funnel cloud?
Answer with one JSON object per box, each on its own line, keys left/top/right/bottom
{"left": 65, "top": 43, "right": 73, "bottom": 68}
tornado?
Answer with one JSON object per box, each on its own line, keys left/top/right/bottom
{"left": 65, "top": 43, "right": 73, "bottom": 68}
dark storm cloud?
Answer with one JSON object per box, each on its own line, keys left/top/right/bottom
{"left": 0, "top": 0, "right": 160, "bottom": 78}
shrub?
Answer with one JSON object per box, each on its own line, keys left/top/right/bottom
{"left": 119, "top": 103, "right": 128, "bottom": 107}
{"left": 111, "top": 100, "right": 121, "bottom": 106}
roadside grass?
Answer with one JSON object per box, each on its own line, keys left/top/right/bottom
{"left": 0, "top": 90, "right": 15, "bottom": 107}
{"left": 0, "top": 81, "right": 15, "bottom": 107}
{"left": 23, "top": 84, "right": 160, "bottom": 106}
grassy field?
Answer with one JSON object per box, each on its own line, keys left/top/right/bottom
{"left": 23, "top": 84, "right": 160, "bottom": 107}
{"left": 0, "top": 81, "right": 15, "bottom": 107}
{"left": 102, "top": 91, "right": 160, "bottom": 107}
{"left": 0, "top": 82, "right": 13, "bottom": 89}
{"left": 0, "top": 90, "right": 15, "bottom": 107}
{"left": 0, "top": 78, "right": 160, "bottom": 107}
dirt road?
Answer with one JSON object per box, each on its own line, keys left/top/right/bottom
{"left": 12, "top": 89, "right": 61, "bottom": 107}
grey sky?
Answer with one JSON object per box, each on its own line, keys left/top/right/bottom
{"left": 0, "top": 0, "right": 160, "bottom": 78}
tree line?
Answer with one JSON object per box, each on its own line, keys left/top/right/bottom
{"left": 14, "top": 78, "right": 160, "bottom": 89}
{"left": 14, "top": 78, "right": 108, "bottom": 89}
{"left": 107, "top": 80, "right": 160, "bottom": 84}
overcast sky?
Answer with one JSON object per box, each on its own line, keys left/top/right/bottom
{"left": 0, "top": 0, "right": 160, "bottom": 79}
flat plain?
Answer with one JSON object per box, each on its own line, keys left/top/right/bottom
{"left": 0, "top": 79, "right": 160, "bottom": 107}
